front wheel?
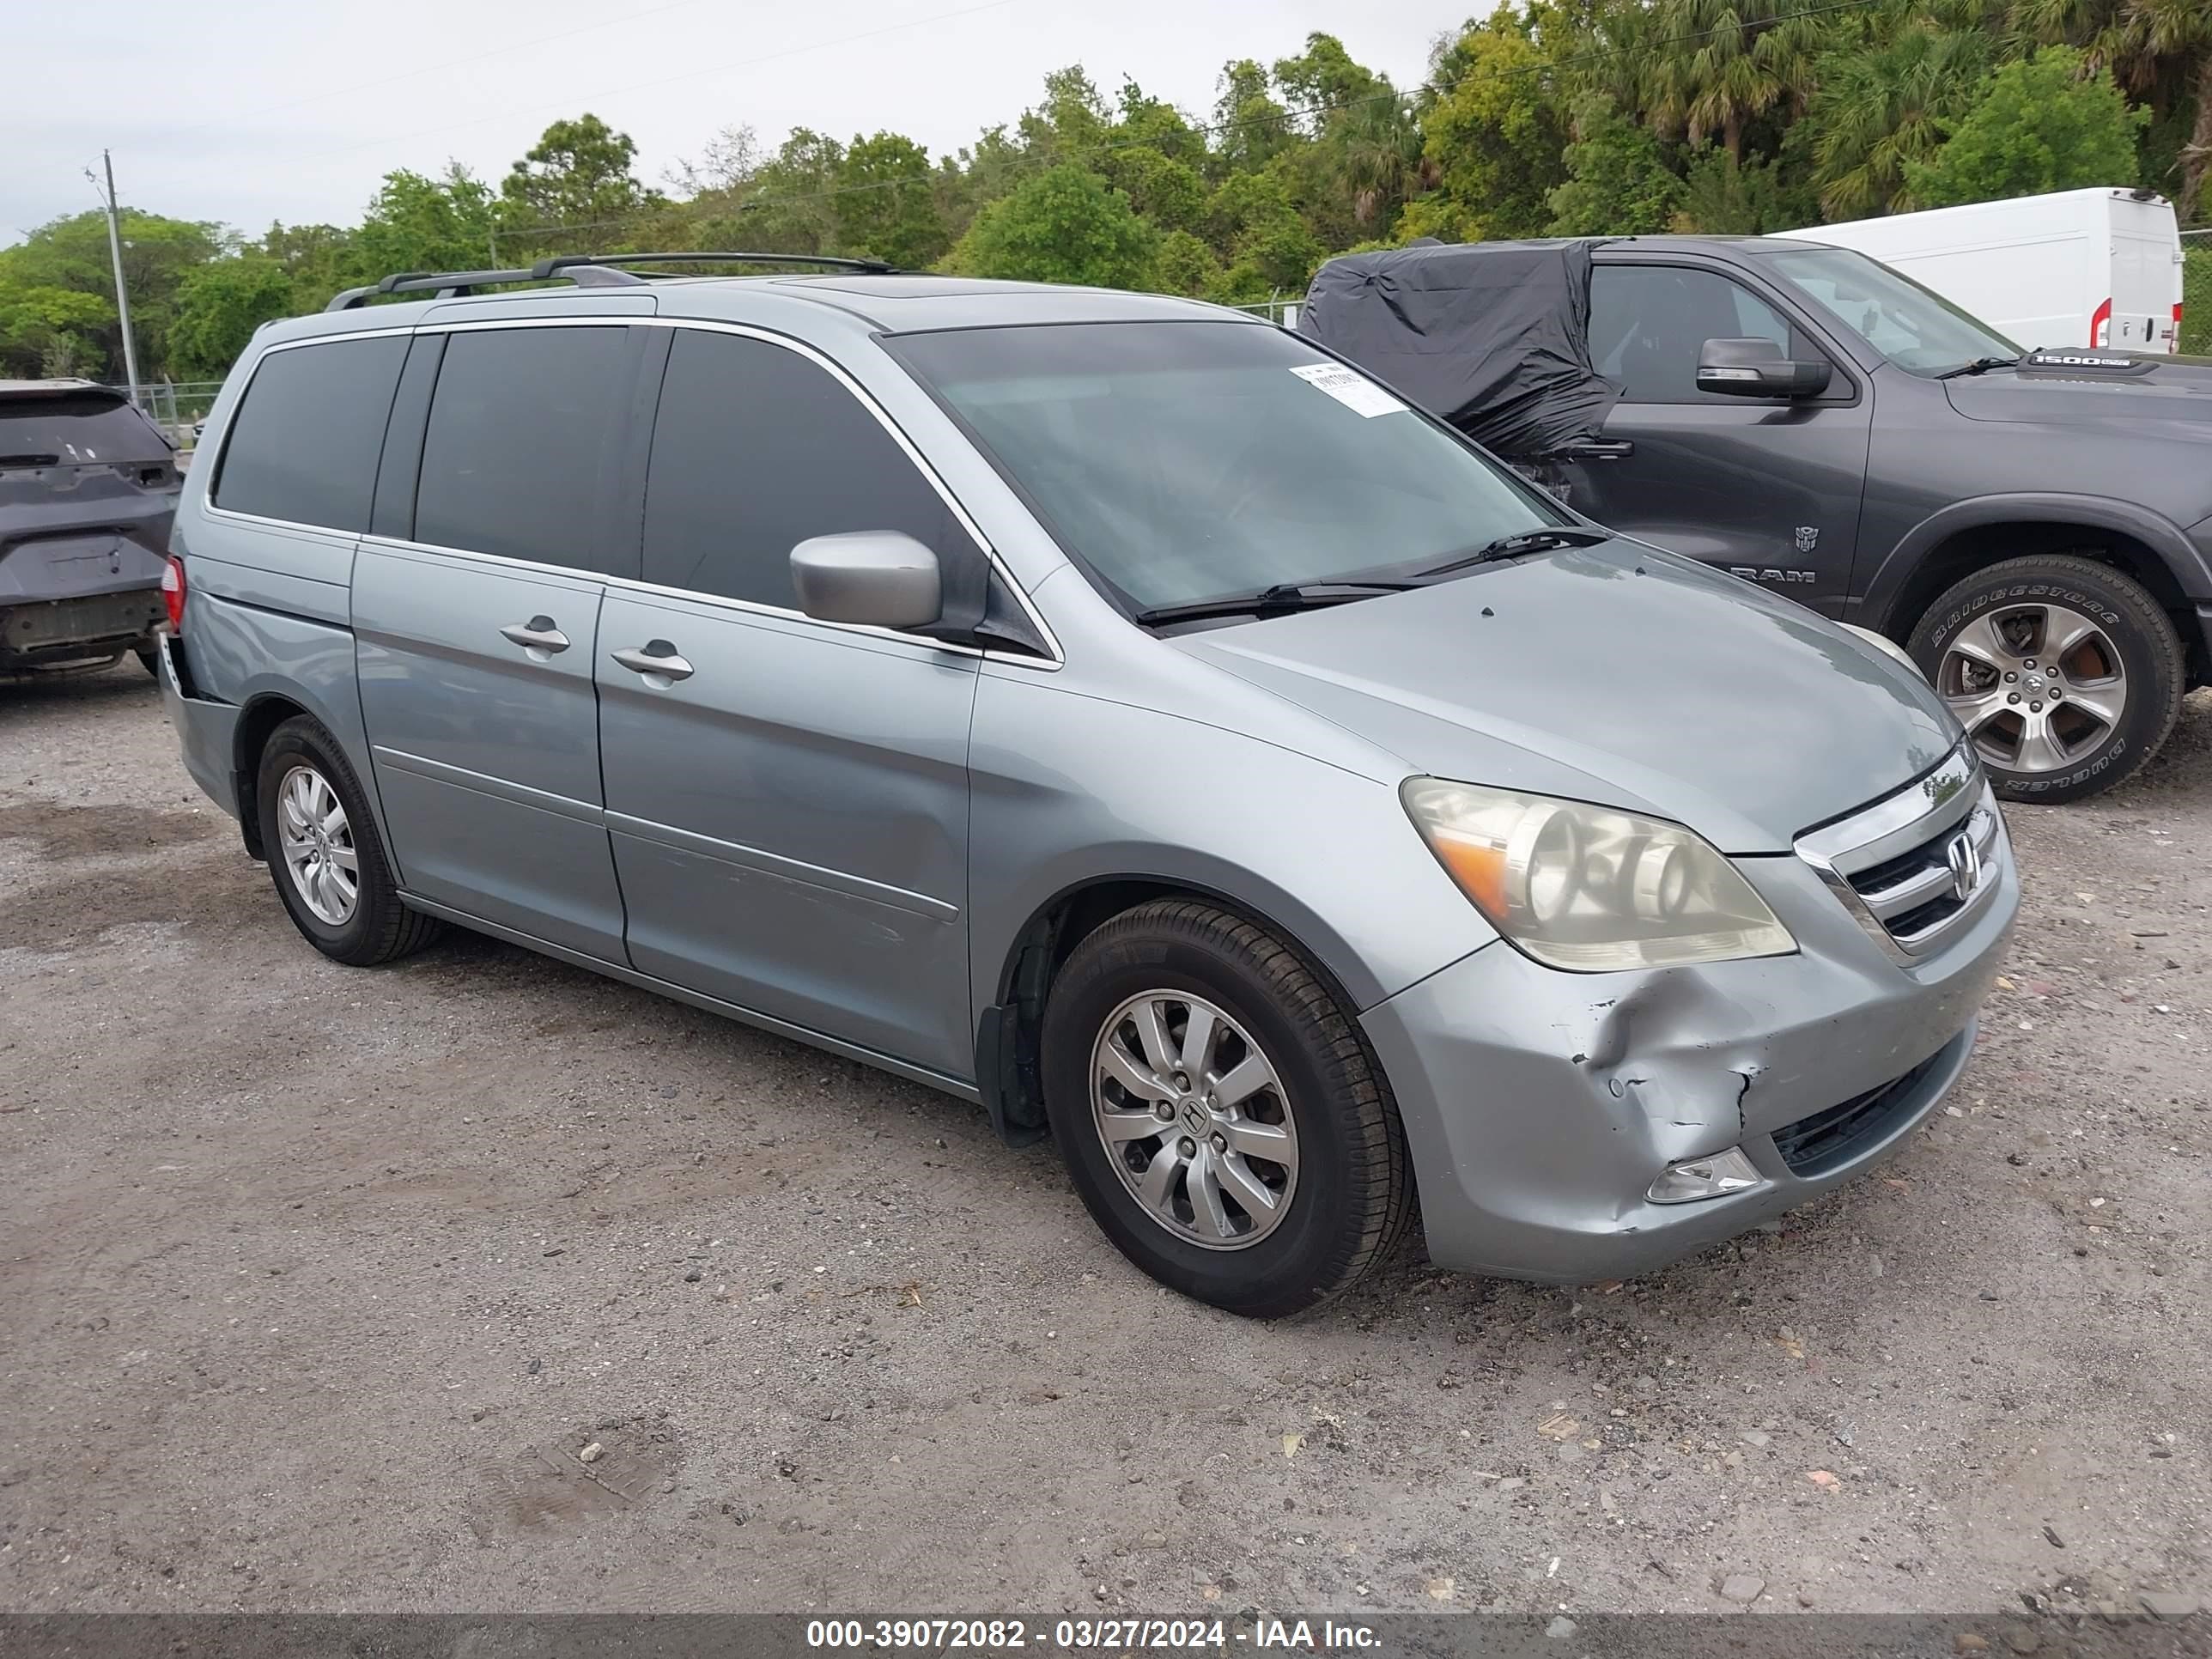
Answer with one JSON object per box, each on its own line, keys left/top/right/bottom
{"left": 1039, "top": 899, "right": 1413, "bottom": 1318}
{"left": 1907, "top": 554, "right": 2184, "bottom": 805}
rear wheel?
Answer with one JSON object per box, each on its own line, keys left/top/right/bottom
{"left": 254, "top": 715, "right": 441, "bottom": 965}
{"left": 1040, "top": 899, "right": 1412, "bottom": 1318}
{"left": 1907, "top": 554, "right": 2184, "bottom": 804}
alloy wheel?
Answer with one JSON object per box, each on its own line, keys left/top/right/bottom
{"left": 1090, "top": 991, "right": 1299, "bottom": 1250}
{"left": 276, "top": 763, "right": 360, "bottom": 926}
{"left": 1936, "top": 601, "right": 2127, "bottom": 775}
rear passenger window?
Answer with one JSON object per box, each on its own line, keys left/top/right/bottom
{"left": 414, "top": 327, "right": 639, "bottom": 569}
{"left": 642, "top": 330, "right": 964, "bottom": 609}
{"left": 215, "top": 337, "right": 406, "bottom": 529}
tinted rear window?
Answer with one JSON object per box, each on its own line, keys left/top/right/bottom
{"left": 215, "top": 337, "right": 408, "bottom": 529}
{"left": 414, "top": 326, "right": 639, "bottom": 570}
{"left": 642, "top": 330, "right": 964, "bottom": 608}
{"left": 0, "top": 394, "right": 168, "bottom": 465}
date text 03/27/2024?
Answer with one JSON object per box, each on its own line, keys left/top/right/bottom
{"left": 803, "top": 1618, "right": 1384, "bottom": 1650}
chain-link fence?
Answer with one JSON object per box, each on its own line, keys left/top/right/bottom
{"left": 128, "top": 381, "right": 227, "bottom": 451}
{"left": 2183, "top": 244, "right": 2210, "bottom": 356}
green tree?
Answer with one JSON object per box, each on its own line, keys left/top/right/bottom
{"left": 1109, "top": 147, "right": 1208, "bottom": 231}
{"left": 2007, "top": 0, "right": 2212, "bottom": 218}
{"left": 1547, "top": 94, "right": 1685, "bottom": 233}
{"left": 1905, "top": 46, "right": 2148, "bottom": 206}
{"left": 1797, "top": 19, "right": 1991, "bottom": 217}
{"left": 724, "top": 128, "right": 847, "bottom": 254}
{"left": 1204, "top": 168, "right": 1324, "bottom": 295}
{"left": 946, "top": 165, "right": 1156, "bottom": 288}
{"left": 1150, "top": 228, "right": 1224, "bottom": 296}
{"left": 497, "top": 113, "right": 659, "bottom": 253}
{"left": 1637, "top": 0, "right": 1824, "bottom": 163}
{"left": 1212, "top": 59, "right": 1292, "bottom": 173}
{"left": 1405, "top": 14, "right": 1569, "bottom": 240}
{"left": 0, "top": 280, "right": 112, "bottom": 380}
{"left": 258, "top": 222, "right": 353, "bottom": 310}
{"left": 832, "top": 133, "right": 948, "bottom": 268}
{"left": 351, "top": 167, "right": 500, "bottom": 283}
{"left": 0, "top": 210, "right": 222, "bottom": 381}
{"left": 1671, "top": 148, "right": 1797, "bottom": 231}
{"left": 170, "top": 256, "right": 295, "bottom": 378}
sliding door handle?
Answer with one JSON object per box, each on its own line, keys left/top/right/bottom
{"left": 500, "top": 617, "right": 570, "bottom": 655}
{"left": 611, "top": 641, "right": 695, "bottom": 684}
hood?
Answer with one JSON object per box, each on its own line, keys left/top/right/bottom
{"left": 1172, "top": 543, "right": 1957, "bottom": 853}
{"left": 1944, "top": 354, "right": 2212, "bottom": 439}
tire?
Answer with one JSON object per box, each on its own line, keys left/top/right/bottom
{"left": 1906, "top": 553, "right": 2185, "bottom": 805}
{"left": 136, "top": 644, "right": 159, "bottom": 678}
{"left": 253, "top": 714, "right": 441, "bottom": 966}
{"left": 1039, "top": 898, "right": 1412, "bottom": 1318}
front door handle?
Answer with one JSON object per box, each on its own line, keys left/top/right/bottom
{"left": 1559, "top": 439, "right": 1635, "bottom": 461}
{"left": 501, "top": 617, "right": 570, "bottom": 656}
{"left": 611, "top": 641, "right": 695, "bottom": 684}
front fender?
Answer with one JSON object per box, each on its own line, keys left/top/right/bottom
{"left": 1866, "top": 493, "right": 2212, "bottom": 629}
{"left": 966, "top": 672, "right": 1498, "bottom": 1024}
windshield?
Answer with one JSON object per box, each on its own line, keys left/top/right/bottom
{"left": 1763, "top": 246, "right": 2019, "bottom": 375}
{"left": 889, "top": 321, "right": 1565, "bottom": 612}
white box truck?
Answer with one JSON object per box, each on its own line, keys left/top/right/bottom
{"left": 1772, "top": 187, "right": 2185, "bottom": 354}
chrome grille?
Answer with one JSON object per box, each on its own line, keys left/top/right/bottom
{"left": 1795, "top": 746, "right": 2008, "bottom": 962}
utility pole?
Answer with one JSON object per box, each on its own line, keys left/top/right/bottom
{"left": 95, "top": 150, "right": 143, "bottom": 398}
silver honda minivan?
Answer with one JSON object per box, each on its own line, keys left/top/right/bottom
{"left": 160, "top": 257, "right": 2016, "bottom": 1317}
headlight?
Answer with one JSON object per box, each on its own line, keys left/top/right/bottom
{"left": 1401, "top": 778, "right": 1797, "bottom": 971}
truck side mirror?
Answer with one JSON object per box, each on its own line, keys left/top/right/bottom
{"left": 1697, "top": 337, "right": 1832, "bottom": 399}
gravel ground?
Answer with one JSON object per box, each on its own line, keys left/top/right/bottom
{"left": 0, "top": 660, "right": 2205, "bottom": 1622}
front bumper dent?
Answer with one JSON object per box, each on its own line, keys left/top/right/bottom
{"left": 1362, "top": 837, "right": 2016, "bottom": 1283}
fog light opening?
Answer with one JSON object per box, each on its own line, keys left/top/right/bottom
{"left": 1646, "top": 1146, "right": 1764, "bottom": 1205}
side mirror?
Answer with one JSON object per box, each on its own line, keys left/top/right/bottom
{"left": 790, "top": 532, "right": 942, "bottom": 629}
{"left": 1697, "top": 337, "right": 1832, "bottom": 399}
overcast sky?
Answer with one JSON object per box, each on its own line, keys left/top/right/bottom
{"left": 5, "top": 0, "right": 1471, "bottom": 247}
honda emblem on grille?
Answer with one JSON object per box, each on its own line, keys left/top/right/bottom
{"left": 1944, "top": 829, "right": 1982, "bottom": 902}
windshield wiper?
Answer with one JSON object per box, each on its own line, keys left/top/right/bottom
{"left": 1411, "top": 526, "right": 1612, "bottom": 580}
{"left": 1935, "top": 356, "right": 2020, "bottom": 380}
{"left": 1132, "top": 580, "right": 1417, "bottom": 628}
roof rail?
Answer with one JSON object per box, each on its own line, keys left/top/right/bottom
{"left": 323, "top": 251, "right": 905, "bottom": 312}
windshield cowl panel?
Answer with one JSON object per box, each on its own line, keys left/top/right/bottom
{"left": 887, "top": 320, "right": 1569, "bottom": 619}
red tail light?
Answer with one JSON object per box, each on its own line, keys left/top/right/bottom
{"left": 161, "top": 555, "right": 186, "bottom": 634}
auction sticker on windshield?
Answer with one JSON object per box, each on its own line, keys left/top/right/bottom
{"left": 1289, "top": 362, "right": 1406, "bottom": 417}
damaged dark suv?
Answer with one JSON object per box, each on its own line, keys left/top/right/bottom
{"left": 1, "top": 379, "right": 180, "bottom": 676}
{"left": 1304, "top": 238, "right": 2212, "bottom": 803}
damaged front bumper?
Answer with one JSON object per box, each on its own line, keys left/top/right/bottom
{"left": 1362, "top": 829, "right": 2016, "bottom": 1283}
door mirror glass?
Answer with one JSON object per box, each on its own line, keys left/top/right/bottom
{"left": 790, "top": 532, "right": 943, "bottom": 629}
{"left": 1697, "top": 337, "right": 1832, "bottom": 399}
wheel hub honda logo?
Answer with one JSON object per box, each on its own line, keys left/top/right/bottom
{"left": 1945, "top": 829, "right": 1983, "bottom": 902}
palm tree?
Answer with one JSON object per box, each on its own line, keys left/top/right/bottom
{"left": 1804, "top": 20, "right": 1993, "bottom": 216}
{"left": 2120, "top": 0, "right": 2212, "bottom": 219}
{"left": 1644, "top": 0, "right": 1821, "bottom": 162}
{"left": 2009, "top": 0, "right": 2212, "bottom": 218}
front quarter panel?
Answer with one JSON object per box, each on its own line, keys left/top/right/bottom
{"left": 966, "top": 666, "right": 1498, "bottom": 1019}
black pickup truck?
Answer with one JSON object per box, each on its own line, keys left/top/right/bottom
{"left": 1304, "top": 237, "right": 2212, "bottom": 803}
